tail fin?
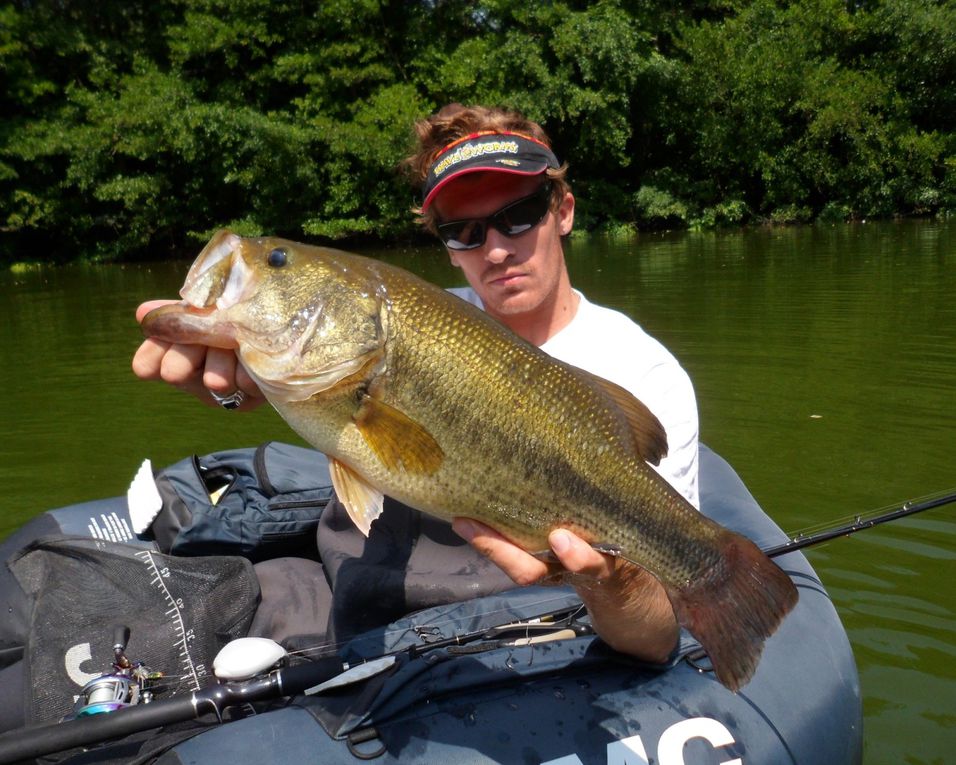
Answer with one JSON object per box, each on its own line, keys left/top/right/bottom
{"left": 666, "top": 532, "right": 798, "bottom": 692}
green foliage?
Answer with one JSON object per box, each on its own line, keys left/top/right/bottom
{"left": 1, "top": 0, "right": 952, "bottom": 262}
{"left": 816, "top": 201, "right": 852, "bottom": 224}
{"left": 769, "top": 204, "right": 813, "bottom": 225}
{"left": 694, "top": 199, "right": 751, "bottom": 229}
{"left": 632, "top": 186, "right": 690, "bottom": 229}
{"left": 658, "top": 0, "right": 952, "bottom": 224}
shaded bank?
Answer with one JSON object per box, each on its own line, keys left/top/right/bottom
{"left": 2, "top": 0, "right": 954, "bottom": 263}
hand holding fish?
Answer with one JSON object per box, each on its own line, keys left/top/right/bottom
{"left": 133, "top": 300, "right": 267, "bottom": 410}
{"left": 454, "top": 519, "right": 679, "bottom": 664}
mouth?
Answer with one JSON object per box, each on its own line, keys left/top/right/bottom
{"left": 180, "top": 230, "right": 255, "bottom": 311}
{"left": 487, "top": 271, "right": 528, "bottom": 287}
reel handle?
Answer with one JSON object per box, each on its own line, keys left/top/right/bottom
{"left": 112, "top": 625, "right": 130, "bottom": 652}
{"left": 112, "top": 625, "right": 132, "bottom": 668}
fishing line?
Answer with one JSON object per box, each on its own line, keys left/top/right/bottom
{"left": 757, "top": 487, "right": 956, "bottom": 558}
{"left": 779, "top": 489, "right": 953, "bottom": 538}
{"left": 283, "top": 591, "right": 584, "bottom": 661}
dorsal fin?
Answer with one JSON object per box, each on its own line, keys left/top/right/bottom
{"left": 579, "top": 371, "right": 669, "bottom": 466}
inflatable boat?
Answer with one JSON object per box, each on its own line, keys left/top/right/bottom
{"left": 0, "top": 444, "right": 862, "bottom": 764}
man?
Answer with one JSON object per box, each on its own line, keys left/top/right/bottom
{"left": 133, "top": 104, "right": 698, "bottom": 663}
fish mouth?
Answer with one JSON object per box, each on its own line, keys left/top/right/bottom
{"left": 180, "top": 230, "right": 257, "bottom": 312}
{"left": 141, "top": 230, "right": 260, "bottom": 349}
{"left": 143, "top": 229, "right": 383, "bottom": 405}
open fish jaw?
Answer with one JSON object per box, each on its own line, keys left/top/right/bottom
{"left": 180, "top": 230, "right": 257, "bottom": 311}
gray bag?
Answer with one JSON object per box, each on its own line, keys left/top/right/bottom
{"left": 149, "top": 442, "right": 334, "bottom": 561}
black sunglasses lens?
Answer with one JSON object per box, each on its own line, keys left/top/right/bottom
{"left": 492, "top": 188, "right": 551, "bottom": 236}
{"left": 438, "top": 219, "right": 487, "bottom": 251}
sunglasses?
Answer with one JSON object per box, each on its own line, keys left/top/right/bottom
{"left": 436, "top": 182, "right": 553, "bottom": 251}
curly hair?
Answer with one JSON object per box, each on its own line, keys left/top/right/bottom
{"left": 401, "top": 104, "right": 570, "bottom": 233}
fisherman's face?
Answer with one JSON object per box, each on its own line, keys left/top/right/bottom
{"left": 432, "top": 172, "right": 575, "bottom": 323}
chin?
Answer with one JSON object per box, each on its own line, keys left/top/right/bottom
{"left": 486, "top": 294, "right": 540, "bottom": 318}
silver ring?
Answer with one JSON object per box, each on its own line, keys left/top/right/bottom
{"left": 210, "top": 389, "right": 245, "bottom": 410}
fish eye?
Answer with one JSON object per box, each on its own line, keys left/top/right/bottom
{"left": 267, "top": 248, "right": 288, "bottom": 268}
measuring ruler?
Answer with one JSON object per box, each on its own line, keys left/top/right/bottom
{"left": 134, "top": 550, "right": 208, "bottom": 692}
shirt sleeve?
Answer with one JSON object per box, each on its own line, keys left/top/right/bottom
{"left": 636, "top": 361, "right": 700, "bottom": 509}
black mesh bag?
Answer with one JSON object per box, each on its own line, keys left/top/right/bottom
{"left": 9, "top": 536, "right": 260, "bottom": 727}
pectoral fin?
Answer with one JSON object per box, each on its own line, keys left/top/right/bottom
{"left": 355, "top": 394, "right": 444, "bottom": 475}
{"left": 329, "top": 458, "right": 384, "bottom": 537}
{"left": 583, "top": 373, "right": 669, "bottom": 466}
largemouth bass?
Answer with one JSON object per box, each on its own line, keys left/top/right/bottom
{"left": 143, "top": 230, "right": 797, "bottom": 691}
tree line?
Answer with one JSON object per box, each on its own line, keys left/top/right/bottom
{"left": 1, "top": 0, "right": 953, "bottom": 262}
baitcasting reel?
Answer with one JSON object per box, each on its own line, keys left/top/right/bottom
{"left": 70, "top": 626, "right": 162, "bottom": 718}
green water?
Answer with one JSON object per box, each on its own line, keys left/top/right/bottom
{"left": 2, "top": 221, "right": 954, "bottom": 763}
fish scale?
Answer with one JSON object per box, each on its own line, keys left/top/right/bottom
{"left": 142, "top": 229, "right": 798, "bottom": 691}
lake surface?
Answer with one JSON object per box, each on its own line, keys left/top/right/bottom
{"left": 2, "top": 220, "right": 954, "bottom": 763}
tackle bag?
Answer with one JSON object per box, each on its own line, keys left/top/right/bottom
{"left": 9, "top": 535, "right": 261, "bottom": 727}
{"left": 147, "top": 441, "right": 334, "bottom": 561}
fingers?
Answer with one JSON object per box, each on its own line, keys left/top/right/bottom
{"left": 131, "top": 299, "right": 265, "bottom": 408}
{"left": 132, "top": 338, "right": 216, "bottom": 407}
{"left": 132, "top": 336, "right": 204, "bottom": 385}
{"left": 452, "top": 520, "right": 615, "bottom": 586}
{"left": 201, "top": 348, "right": 266, "bottom": 407}
{"left": 452, "top": 519, "right": 552, "bottom": 586}
{"left": 235, "top": 362, "right": 260, "bottom": 398}
{"left": 548, "top": 529, "right": 617, "bottom": 581}
{"left": 135, "top": 299, "right": 179, "bottom": 324}
{"left": 202, "top": 347, "right": 242, "bottom": 393}
{"left": 131, "top": 337, "right": 173, "bottom": 382}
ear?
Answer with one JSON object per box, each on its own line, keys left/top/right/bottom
{"left": 557, "top": 192, "right": 575, "bottom": 236}
{"left": 447, "top": 250, "right": 461, "bottom": 268}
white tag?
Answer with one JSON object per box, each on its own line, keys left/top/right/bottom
{"left": 126, "top": 459, "right": 163, "bottom": 535}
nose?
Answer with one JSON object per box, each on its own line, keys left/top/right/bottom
{"left": 482, "top": 227, "right": 515, "bottom": 264}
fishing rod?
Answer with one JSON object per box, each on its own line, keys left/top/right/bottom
{"left": 0, "top": 489, "right": 953, "bottom": 763}
{"left": 764, "top": 489, "right": 956, "bottom": 559}
{"left": 0, "top": 604, "right": 589, "bottom": 765}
